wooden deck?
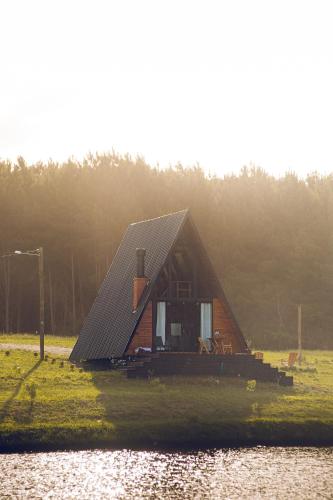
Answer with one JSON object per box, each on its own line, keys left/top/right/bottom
{"left": 126, "top": 352, "right": 293, "bottom": 385}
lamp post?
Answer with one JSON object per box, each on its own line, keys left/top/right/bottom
{"left": 2, "top": 247, "right": 45, "bottom": 359}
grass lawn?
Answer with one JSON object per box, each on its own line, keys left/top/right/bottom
{"left": 0, "top": 333, "right": 77, "bottom": 349}
{"left": 0, "top": 347, "right": 332, "bottom": 451}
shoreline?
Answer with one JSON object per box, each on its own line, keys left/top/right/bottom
{"left": 1, "top": 420, "right": 333, "bottom": 453}
{"left": 1, "top": 347, "right": 333, "bottom": 454}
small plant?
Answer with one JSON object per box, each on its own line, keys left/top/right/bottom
{"left": 25, "top": 382, "right": 37, "bottom": 408}
{"left": 5, "top": 350, "right": 10, "bottom": 356}
{"left": 149, "top": 376, "right": 160, "bottom": 385}
{"left": 246, "top": 379, "right": 257, "bottom": 392}
{"left": 34, "top": 352, "right": 38, "bottom": 357}
{"left": 251, "top": 402, "right": 259, "bottom": 413}
{"left": 79, "top": 368, "right": 83, "bottom": 373}
{"left": 44, "top": 354, "right": 49, "bottom": 361}
{"left": 301, "top": 366, "right": 317, "bottom": 373}
{"left": 207, "top": 377, "right": 220, "bottom": 385}
{"left": 70, "top": 364, "right": 75, "bottom": 371}
{"left": 59, "top": 361, "right": 64, "bottom": 368}
{"left": 51, "top": 358, "right": 56, "bottom": 364}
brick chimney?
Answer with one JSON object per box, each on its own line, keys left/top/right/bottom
{"left": 133, "top": 248, "right": 149, "bottom": 311}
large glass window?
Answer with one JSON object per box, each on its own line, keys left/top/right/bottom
{"left": 156, "top": 301, "right": 166, "bottom": 345}
{"left": 200, "top": 302, "right": 212, "bottom": 341}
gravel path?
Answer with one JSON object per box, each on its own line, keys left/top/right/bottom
{"left": 0, "top": 343, "right": 71, "bottom": 357}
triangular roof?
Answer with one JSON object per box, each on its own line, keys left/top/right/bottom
{"left": 70, "top": 209, "right": 247, "bottom": 361}
{"left": 70, "top": 210, "right": 188, "bottom": 361}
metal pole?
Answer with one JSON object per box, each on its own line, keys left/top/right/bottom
{"left": 298, "top": 304, "right": 302, "bottom": 365}
{"left": 39, "top": 247, "right": 45, "bottom": 360}
{"left": 71, "top": 252, "right": 76, "bottom": 336}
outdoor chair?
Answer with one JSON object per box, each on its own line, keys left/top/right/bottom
{"left": 281, "top": 352, "right": 298, "bottom": 368}
{"left": 222, "top": 336, "right": 233, "bottom": 354}
{"left": 212, "top": 331, "right": 223, "bottom": 354}
{"left": 212, "top": 332, "right": 233, "bottom": 354}
{"left": 198, "top": 337, "right": 210, "bottom": 354}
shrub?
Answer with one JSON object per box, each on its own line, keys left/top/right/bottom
{"left": 149, "top": 377, "right": 160, "bottom": 386}
{"left": 251, "top": 402, "right": 259, "bottom": 414}
{"left": 246, "top": 379, "right": 257, "bottom": 392}
{"left": 5, "top": 351, "right": 10, "bottom": 356}
{"left": 25, "top": 383, "right": 37, "bottom": 408}
{"left": 207, "top": 377, "right": 220, "bottom": 385}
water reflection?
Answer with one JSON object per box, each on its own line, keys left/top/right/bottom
{"left": 1, "top": 447, "right": 332, "bottom": 499}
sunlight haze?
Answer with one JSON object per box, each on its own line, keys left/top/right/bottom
{"left": 1, "top": 0, "right": 333, "bottom": 178}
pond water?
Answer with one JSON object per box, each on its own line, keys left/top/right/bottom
{"left": 1, "top": 447, "right": 332, "bottom": 499}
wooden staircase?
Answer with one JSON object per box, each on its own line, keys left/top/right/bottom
{"left": 125, "top": 352, "right": 293, "bottom": 386}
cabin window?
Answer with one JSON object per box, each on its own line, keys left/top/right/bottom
{"left": 170, "top": 322, "right": 182, "bottom": 336}
{"left": 156, "top": 301, "right": 166, "bottom": 345}
{"left": 171, "top": 281, "right": 192, "bottom": 299}
{"left": 200, "top": 302, "right": 212, "bottom": 341}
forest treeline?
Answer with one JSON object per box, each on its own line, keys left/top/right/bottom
{"left": 1, "top": 153, "right": 332, "bottom": 349}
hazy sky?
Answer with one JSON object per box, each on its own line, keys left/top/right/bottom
{"left": 1, "top": 0, "right": 333, "bottom": 178}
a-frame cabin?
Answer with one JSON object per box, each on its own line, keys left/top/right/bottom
{"left": 70, "top": 210, "right": 292, "bottom": 385}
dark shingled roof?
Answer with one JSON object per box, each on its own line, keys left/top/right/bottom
{"left": 70, "top": 209, "right": 188, "bottom": 361}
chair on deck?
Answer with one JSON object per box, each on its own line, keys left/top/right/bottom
{"left": 212, "top": 332, "right": 223, "bottom": 354}
{"left": 222, "top": 336, "right": 233, "bottom": 354}
{"left": 212, "top": 331, "right": 233, "bottom": 355}
{"left": 198, "top": 337, "right": 210, "bottom": 354}
{"left": 212, "top": 331, "right": 222, "bottom": 354}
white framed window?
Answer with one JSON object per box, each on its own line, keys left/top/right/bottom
{"left": 200, "top": 302, "right": 212, "bottom": 341}
{"left": 156, "top": 301, "right": 166, "bottom": 344}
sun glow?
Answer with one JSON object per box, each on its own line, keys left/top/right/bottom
{"left": 1, "top": 0, "right": 333, "bottom": 177}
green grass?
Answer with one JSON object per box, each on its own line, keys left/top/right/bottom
{"left": 0, "top": 349, "right": 332, "bottom": 451}
{"left": 0, "top": 333, "right": 77, "bottom": 349}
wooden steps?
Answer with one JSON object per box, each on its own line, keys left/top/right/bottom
{"left": 125, "top": 353, "right": 293, "bottom": 385}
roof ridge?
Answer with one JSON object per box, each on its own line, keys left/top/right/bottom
{"left": 130, "top": 208, "right": 189, "bottom": 226}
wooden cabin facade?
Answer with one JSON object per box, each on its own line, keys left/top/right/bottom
{"left": 70, "top": 210, "right": 292, "bottom": 385}
{"left": 126, "top": 241, "right": 247, "bottom": 357}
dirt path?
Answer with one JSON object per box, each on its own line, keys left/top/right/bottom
{"left": 0, "top": 343, "right": 71, "bottom": 357}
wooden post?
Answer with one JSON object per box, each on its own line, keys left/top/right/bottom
{"left": 71, "top": 252, "right": 76, "bottom": 336}
{"left": 4, "top": 257, "right": 10, "bottom": 333}
{"left": 39, "top": 247, "right": 45, "bottom": 360}
{"left": 298, "top": 304, "right": 302, "bottom": 365}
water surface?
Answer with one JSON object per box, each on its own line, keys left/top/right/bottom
{"left": 1, "top": 447, "right": 332, "bottom": 499}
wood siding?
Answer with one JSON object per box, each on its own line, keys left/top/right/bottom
{"left": 212, "top": 298, "right": 242, "bottom": 353}
{"left": 126, "top": 301, "right": 153, "bottom": 354}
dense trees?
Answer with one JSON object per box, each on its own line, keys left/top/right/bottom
{"left": 0, "top": 154, "right": 332, "bottom": 349}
